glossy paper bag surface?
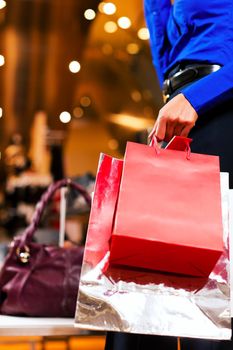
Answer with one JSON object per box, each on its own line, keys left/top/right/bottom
{"left": 110, "top": 141, "right": 223, "bottom": 277}
{"left": 84, "top": 154, "right": 123, "bottom": 268}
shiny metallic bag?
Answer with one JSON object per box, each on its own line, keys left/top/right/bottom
{"left": 75, "top": 158, "right": 231, "bottom": 340}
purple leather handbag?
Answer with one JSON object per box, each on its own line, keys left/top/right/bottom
{"left": 0, "top": 178, "right": 91, "bottom": 317}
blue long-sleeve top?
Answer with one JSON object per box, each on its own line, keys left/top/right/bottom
{"left": 144, "top": 0, "right": 233, "bottom": 115}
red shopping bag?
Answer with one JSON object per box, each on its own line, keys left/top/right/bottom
{"left": 84, "top": 154, "right": 123, "bottom": 267}
{"left": 109, "top": 138, "right": 223, "bottom": 277}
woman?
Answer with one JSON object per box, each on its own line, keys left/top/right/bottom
{"left": 146, "top": 0, "right": 233, "bottom": 188}
{"left": 105, "top": 0, "right": 233, "bottom": 349}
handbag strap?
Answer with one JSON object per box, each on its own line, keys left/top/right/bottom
{"left": 19, "top": 178, "right": 91, "bottom": 247}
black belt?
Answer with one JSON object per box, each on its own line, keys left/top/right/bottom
{"left": 162, "top": 64, "right": 221, "bottom": 102}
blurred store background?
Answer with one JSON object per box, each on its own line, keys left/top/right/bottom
{"left": 0, "top": 0, "right": 163, "bottom": 269}
{"left": 0, "top": 0, "right": 163, "bottom": 347}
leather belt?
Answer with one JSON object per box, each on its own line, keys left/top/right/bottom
{"left": 162, "top": 64, "right": 221, "bottom": 102}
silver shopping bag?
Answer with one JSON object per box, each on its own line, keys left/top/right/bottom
{"left": 75, "top": 160, "right": 231, "bottom": 340}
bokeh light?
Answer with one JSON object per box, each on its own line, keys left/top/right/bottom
{"left": 69, "top": 61, "right": 81, "bottom": 73}
{"left": 80, "top": 96, "right": 91, "bottom": 107}
{"left": 137, "top": 27, "right": 150, "bottom": 40}
{"left": 102, "top": 2, "right": 116, "bottom": 15}
{"left": 104, "top": 21, "right": 118, "bottom": 33}
{"left": 131, "top": 90, "right": 142, "bottom": 102}
{"left": 59, "top": 111, "right": 71, "bottom": 124}
{"left": 117, "top": 17, "right": 131, "bottom": 29}
{"left": 84, "top": 9, "right": 96, "bottom": 20}
{"left": 126, "top": 43, "right": 140, "bottom": 55}
{"left": 73, "top": 107, "right": 84, "bottom": 118}
{"left": 0, "top": 55, "right": 5, "bottom": 66}
{"left": 108, "top": 139, "right": 119, "bottom": 150}
{"left": 0, "top": 1, "right": 6, "bottom": 10}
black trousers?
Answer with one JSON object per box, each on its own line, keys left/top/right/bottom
{"left": 104, "top": 332, "right": 230, "bottom": 350}
{"left": 104, "top": 99, "right": 233, "bottom": 350}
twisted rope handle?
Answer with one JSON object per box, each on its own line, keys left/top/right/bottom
{"left": 19, "top": 178, "right": 91, "bottom": 247}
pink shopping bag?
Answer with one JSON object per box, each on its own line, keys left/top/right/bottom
{"left": 109, "top": 138, "right": 223, "bottom": 277}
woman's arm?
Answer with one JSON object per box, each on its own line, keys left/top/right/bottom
{"left": 181, "top": 63, "right": 233, "bottom": 114}
{"left": 150, "top": 62, "right": 233, "bottom": 142}
{"left": 144, "top": 0, "right": 172, "bottom": 86}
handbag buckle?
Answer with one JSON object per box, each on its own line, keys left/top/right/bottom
{"left": 16, "top": 245, "right": 30, "bottom": 264}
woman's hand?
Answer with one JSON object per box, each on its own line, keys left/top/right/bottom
{"left": 149, "top": 93, "right": 198, "bottom": 143}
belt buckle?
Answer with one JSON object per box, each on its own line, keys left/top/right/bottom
{"left": 162, "top": 93, "right": 170, "bottom": 103}
{"left": 162, "top": 78, "right": 170, "bottom": 102}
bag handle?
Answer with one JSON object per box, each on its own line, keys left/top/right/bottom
{"left": 18, "top": 178, "right": 91, "bottom": 248}
{"left": 149, "top": 134, "right": 192, "bottom": 160}
{"left": 165, "top": 135, "right": 192, "bottom": 153}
